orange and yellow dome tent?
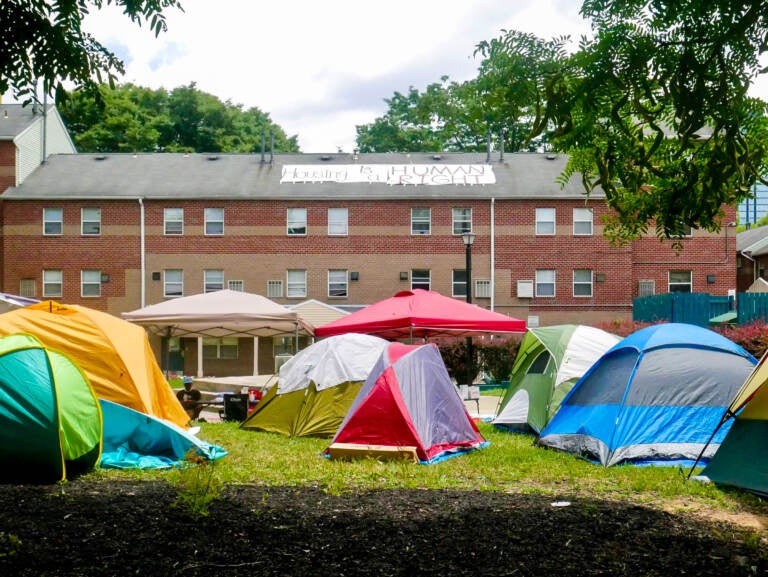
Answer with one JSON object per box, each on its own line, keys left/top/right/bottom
{"left": 0, "top": 300, "right": 188, "bottom": 428}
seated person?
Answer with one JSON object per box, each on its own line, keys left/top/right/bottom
{"left": 176, "top": 377, "right": 202, "bottom": 421}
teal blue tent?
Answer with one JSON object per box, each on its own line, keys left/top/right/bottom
{"left": 0, "top": 333, "right": 102, "bottom": 482}
{"left": 99, "top": 399, "right": 227, "bottom": 469}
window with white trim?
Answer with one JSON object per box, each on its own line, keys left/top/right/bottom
{"left": 411, "top": 269, "right": 431, "bottom": 291}
{"left": 328, "top": 269, "right": 348, "bottom": 297}
{"left": 164, "top": 208, "right": 184, "bottom": 235}
{"left": 411, "top": 208, "right": 431, "bottom": 235}
{"left": 203, "top": 337, "right": 239, "bottom": 360}
{"left": 669, "top": 270, "right": 692, "bottom": 293}
{"left": 164, "top": 269, "right": 183, "bottom": 297}
{"left": 81, "top": 208, "right": 101, "bottom": 235}
{"left": 43, "top": 269, "right": 62, "bottom": 298}
{"left": 328, "top": 208, "right": 348, "bottom": 236}
{"left": 287, "top": 269, "right": 307, "bottom": 298}
{"left": 287, "top": 208, "right": 307, "bottom": 236}
{"left": 228, "top": 280, "right": 244, "bottom": 292}
{"left": 535, "top": 269, "right": 555, "bottom": 297}
{"left": 204, "top": 207, "right": 224, "bottom": 235}
{"left": 452, "top": 269, "right": 467, "bottom": 297}
{"left": 452, "top": 208, "right": 472, "bottom": 235}
{"left": 535, "top": 208, "right": 555, "bottom": 235}
{"left": 19, "top": 279, "right": 36, "bottom": 298}
{"left": 43, "top": 208, "right": 63, "bottom": 235}
{"left": 267, "top": 280, "right": 283, "bottom": 298}
{"left": 573, "top": 269, "right": 593, "bottom": 297}
{"left": 81, "top": 270, "right": 101, "bottom": 297}
{"left": 638, "top": 279, "right": 656, "bottom": 297}
{"left": 573, "top": 208, "right": 593, "bottom": 235}
{"left": 204, "top": 269, "right": 224, "bottom": 293}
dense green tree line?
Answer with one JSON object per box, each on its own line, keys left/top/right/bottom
{"left": 58, "top": 82, "right": 299, "bottom": 153}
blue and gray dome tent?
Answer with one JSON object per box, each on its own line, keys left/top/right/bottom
{"left": 537, "top": 323, "right": 757, "bottom": 467}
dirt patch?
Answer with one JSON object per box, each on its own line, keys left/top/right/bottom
{"left": 0, "top": 479, "right": 766, "bottom": 576}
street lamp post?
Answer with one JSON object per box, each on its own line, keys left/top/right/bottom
{"left": 462, "top": 232, "right": 475, "bottom": 386}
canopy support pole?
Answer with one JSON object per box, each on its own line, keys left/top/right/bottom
{"left": 197, "top": 337, "right": 203, "bottom": 377}
{"left": 253, "top": 336, "right": 259, "bottom": 375}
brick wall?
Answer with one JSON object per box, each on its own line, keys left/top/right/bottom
{"left": 1, "top": 197, "right": 738, "bottom": 330}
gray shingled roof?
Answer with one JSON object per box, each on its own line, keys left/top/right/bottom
{"left": 738, "top": 224, "right": 768, "bottom": 255}
{"left": 3, "top": 151, "right": 602, "bottom": 201}
{"left": 0, "top": 103, "right": 52, "bottom": 140}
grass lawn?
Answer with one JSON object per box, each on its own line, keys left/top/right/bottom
{"left": 93, "top": 419, "right": 768, "bottom": 530}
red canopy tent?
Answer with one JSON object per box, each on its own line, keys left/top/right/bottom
{"left": 315, "top": 289, "right": 526, "bottom": 339}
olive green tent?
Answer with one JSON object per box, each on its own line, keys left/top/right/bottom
{"left": 703, "top": 350, "right": 768, "bottom": 495}
{"left": 0, "top": 333, "right": 102, "bottom": 482}
{"left": 493, "top": 324, "right": 620, "bottom": 434}
{"left": 241, "top": 333, "right": 389, "bottom": 437}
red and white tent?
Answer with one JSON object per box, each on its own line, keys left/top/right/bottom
{"left": 326, "top": 342, "right": 487, "bottom": 463}
{"left": 315, "top": 289, "right": 526, "bottom": 339}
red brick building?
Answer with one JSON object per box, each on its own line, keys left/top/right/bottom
{"left": 0, "top": 150, "right": 738, "bottom": 374}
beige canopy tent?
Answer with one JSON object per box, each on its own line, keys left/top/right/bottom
{"left": 122, "top": 289, "right": 314, "bottom": 376}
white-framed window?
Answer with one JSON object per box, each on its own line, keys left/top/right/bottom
{"left": 164, "top": 208, "right": 184, "bottom": 235}
{"left": 81, "top": 208, "right": 101, "bottom": 235}
{"left": 452, "top": 269, "right": 467, "bottom": 298}
{"left": 81, "top": 270, "right": 101, "bottom": 297}
{"left": 452, "top": 208, "right": 472, "bottom": 235}
{"left": 202, "top": 337, "right": 239, "bottom": 360}
{"left": 43, "top": 269, "right": 63, "bottom": 298}
{"left": 669, "top": 270, "right": 692, "bottom": 293}
{"left": 411, "top": 269, "right": 431, "bottom": 291}
{"left": 287, "top": 208, "right": 307, "bottom": 236}
{"left": 328, "top": 269, "right": 348, "bottom": 297}
{"left": 411, "top": 208, "right": 431, "bottom": 235}
{"left": 204, "top": 269, "right": 224, "bottom": 293}
{"left": 43, "top": 208, "right": 63, "bottom": 235}
{"left": 328, "top": 208, "right": 348, "bottom": 236}
{"left": 573, "top": 208, "right": 593, "bottom": 236}
{"left": 287, "top": 269, "right": 307, "bottom": 298}
{"left": 19, "top": 279, "right": 36, "bottom": 298}
{"left": 638, "top": 279, "right": 656, "bottom": 297}
{"left": 535, "top": 269, "right": 556, "bottom": 297}
{"left": 204, "top": 207, "right": 224, "bottom": 235}
{"left": 573, "top": 269, "right": 593, "bottom": 297}
{"left": 475, "top": 279, "right": 492, "bottom": 299}
{"left": 535, "top": 208, "right": 555, "bottom": 235}
{"left": 267, "top": 280, "right": 283, "bottom": 298}
{"left": 164, "top": 269, "right": 183, "bottom": 297}
{"left": 228, "top": 280, "right": 244, "bottom": 292}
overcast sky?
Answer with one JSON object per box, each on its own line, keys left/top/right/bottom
{"left": 75, "top": 0, "right": 592, "bottom": 152}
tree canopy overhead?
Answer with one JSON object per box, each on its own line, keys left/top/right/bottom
{"left": 0, "top": 0, "right": 183, "bottom": 103}
{"left": 536, "top": 0, "right": 768, "bottom": 243}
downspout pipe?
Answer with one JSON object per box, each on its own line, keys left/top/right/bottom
{"left": 138, "top": 198, "right": 146, "bottom": 307}
{"left": 490, "top": 197, "right": 495, "bottom": 311}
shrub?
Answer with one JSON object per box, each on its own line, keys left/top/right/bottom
{"left": 438, "top": 337, "right": 521, "bottom": 384}
{"left": 713, "top": 321, "right": 768, "bottom": 359}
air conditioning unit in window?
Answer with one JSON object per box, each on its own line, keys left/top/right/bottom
{"left": 517, "top": 280, "right": 534, "bottom": 299}
{"left": 274, "top": 354, "right": 293, "bottom": 372}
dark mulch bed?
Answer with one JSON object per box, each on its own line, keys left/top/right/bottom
{"left": 0, "top": 479, "right": 765, "bottom": 576}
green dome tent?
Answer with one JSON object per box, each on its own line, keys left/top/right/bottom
{"left": 493, "top": 325, "right": 620, "bottom": 434}
{"left": 0, "top": 334, "right": 102, "bottom": 482}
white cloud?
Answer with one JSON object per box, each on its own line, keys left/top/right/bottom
{"left": 73, "top": 0, "right": 591, "bottom": 152}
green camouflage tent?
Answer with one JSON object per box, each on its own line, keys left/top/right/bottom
{"left": 0, "top": 333, "right": 102, "bottom": 482}
{"left": 493, "top": 325, "right": 619, "bottom": 434}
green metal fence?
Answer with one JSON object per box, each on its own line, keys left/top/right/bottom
{"left": 633, "top": 293, "right": 735, "bottom": 326}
